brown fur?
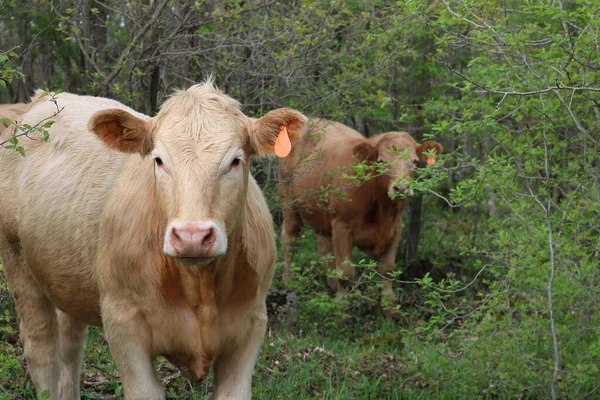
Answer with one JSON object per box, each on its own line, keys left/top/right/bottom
{"left": 0, "top": 80, "right": 306, "bottom": 400}
{"left": 88, "top": 109, "right": 154, "bottom": 156}
{"left": 279, "top": 119, "right": 442, "bottom": 313}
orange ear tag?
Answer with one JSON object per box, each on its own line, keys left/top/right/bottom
{"left": 426, "top": 156, "right": 435, "bottom": 166}
{"left": 274, "top": 125, "right": 291, "bottom": 158}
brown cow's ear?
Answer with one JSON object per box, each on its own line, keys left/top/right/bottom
{"left": 417, "top": 140, "right": 443, "bottom": 162}
{"left": 88, "top": 109, "right": 153, "bottom": 156}
{"left": 249, "top": 108, "right": 308, "bottom": 157}
{"left": 353, "top": 142, "right": 378, "bottom": 162}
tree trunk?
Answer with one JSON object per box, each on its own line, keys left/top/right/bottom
{"left": 149, "top": 65, "right": 160, "bottom": 115}
{"left": 404, "top": 195, "right": 423, "bottom": 263}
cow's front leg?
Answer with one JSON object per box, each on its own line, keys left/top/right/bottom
{"left": 315, "top": 233, "right": 336, "bottom": 293}
{"left": 0, "top": 242, "right": 59, "bottom": 399}
{"left": 331, "top": 219, "right": 354, "bottom": 295}
{"left": 101, "top": 298, "right": 164, "bottom": 400}
{"left": 57, "top": 310, "right": 88, "bottom": 400}
{"left": 213, "top": 309, "right": 267, "bottom": 400}
{"left": 377, "top": 219, "right": 403, "bottom": 318}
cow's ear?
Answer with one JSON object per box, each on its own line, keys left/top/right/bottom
{"left": 249, "top": 108, "right": 307, "bottom": 157}
{"left": 353, "top": 142, "right": 378, "bottom": 162}
{"left": 417, "top": 140, "right": 443, "bottom": 163}
{"left": 89, "top": 109, "right": 153, "bottom": 156}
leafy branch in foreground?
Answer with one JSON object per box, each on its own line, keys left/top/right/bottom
{"left": 0, "top": 91, "right": 63, "bottom": 156}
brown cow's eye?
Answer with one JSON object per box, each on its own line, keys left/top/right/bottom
{"left": 231, "top": 158, "right": 241, "bottom": 168}
{"left": 155, "top": 157, "right": 163, "bottom": 166}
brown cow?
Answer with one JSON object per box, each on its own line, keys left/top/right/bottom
{"left": 0, "top": 81, "right": 307, "bottom": 400}
{"left": 0, "top": 102, "right": 29, "bottom": 135}
{"left": 279, "top": 119, "right": 442, "bottom": 314}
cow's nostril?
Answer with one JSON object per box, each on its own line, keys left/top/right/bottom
{"left": 202, "top": 227, "right": 215, "bottom": 248}
{"left": 171, "top": 226, "right": 183, "bottom": 243}
{"left": 392, "top": 185, "right": 405, "bottom": 194}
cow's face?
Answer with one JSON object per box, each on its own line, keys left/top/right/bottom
{"left": 89, "top": 81, "right": 306, "bottom": 266}
{"left": 353, "top": 132, "right": 442, "bottom": 199}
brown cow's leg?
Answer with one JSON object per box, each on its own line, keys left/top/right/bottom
{"left": 280, "top": 205, "right": 301, "bottom": 280}
{"left": 0, "top": 241, "right": 59, "bottom": 399}
{"left": 377, "top": 257, "right": 400, "bottom": 318}
{"left": 57, "top": 310, "right": 88, "bottom": 399}
{"left": 377, "top": 220, "right": 403, "bottom": 318}
{"left": 331, "top": 220, "right": 354, "bottom": 295}
{"left": 213, "top": 309, "right": 267, "bottom": 400}
{"left": 315, "top": 234, "right": 336, "bottom": 292}
{"left": 101, "top": 298, "right": 164, "bottom": 400}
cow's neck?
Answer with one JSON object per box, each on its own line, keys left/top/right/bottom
{"left": 355, "top": 178, "right": 404, "bottom": 256}
{"left": 370, "top": 176, "right": 403, "bottom": 222}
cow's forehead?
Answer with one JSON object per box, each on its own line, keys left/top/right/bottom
{"left": 152, "top": 83, "right": 248, "bottom": 156}
{"left": 153, "top": 118, "right": 246, "bottom": 170}
{"left": 379, "top": 133, "right": 417, "bottom": 154}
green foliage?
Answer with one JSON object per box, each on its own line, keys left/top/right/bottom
{"left": 0, "top": 0, "right": 599, "bottom": 398}
{"left": 0, "top": 90, "right": 58, "bottom": 155}
{"left": 0, "top": 50, "right": 24, "bottom": 88}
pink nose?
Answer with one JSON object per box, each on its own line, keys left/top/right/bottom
{"left": 169, "top": 222, "right": 218, "bottom": 258}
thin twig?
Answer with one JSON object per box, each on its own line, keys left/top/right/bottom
{"left": 540, "top": 128, "right": 560, "bottom": 400}
{"left": 98, "top": 0, "right": 170, "bottom": 92}
{"left": 89, "top": 363, "right": 118, "bottom": 380}
{"left": 0, "top": 101, "right": 64, "bottom": 149}
{"left": 433, "top": 55, "right": 600, "bottom": 98}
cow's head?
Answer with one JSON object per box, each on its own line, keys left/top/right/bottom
{"left": 352, "top": 132, "right": 442, "bottom": 199}
{"left": 89, "top": 80, "right": 307, "bottom": 265}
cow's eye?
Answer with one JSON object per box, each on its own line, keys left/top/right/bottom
{"left": 231, "top": 158, "right": 241, "bottom": 168}
{"left": 155, "top": 157, "right": 164, "bottom": 166}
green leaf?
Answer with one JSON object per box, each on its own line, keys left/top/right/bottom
{"left": 43, "top": 120, "right": 55, "bottom": 128}
{"left": 43, "top": 131, "right": 50, "bottom": 143}
{"left": 17, "top": 146, "right": 25, "bottom": 157}
{"left": 40, "top": 390, "right": 50, "bottom": 400}
{"left": 0, "top": 117, "right": 13, "bottom": 126}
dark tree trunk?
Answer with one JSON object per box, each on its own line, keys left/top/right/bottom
{"left": 402, "top": 33, "right": 434, "bottom": 263}
{"left": 404, "top": 195, "right": 423, "bottom": 263}
{"left": 90, "top": 1, "right": 108, "bottom": 61}
{"left": 149, "top": 65, "right": 160, "bottom": 115}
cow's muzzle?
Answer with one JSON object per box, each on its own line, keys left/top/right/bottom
{"left": 388, "top": 183, "right": 414, "bottom": 199}
{"left": 164, "top": 220, "right": 227, "bottom": 262}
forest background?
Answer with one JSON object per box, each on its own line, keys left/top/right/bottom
{"left": 1, "top": 0, "right": 599, "bottom": 398}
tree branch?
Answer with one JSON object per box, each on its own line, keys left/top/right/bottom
{"left": 97, "top": 0, "right": 170, "bottom": 94}
{"left": 434, "top": 55, "right": 600, "bottom": 101}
